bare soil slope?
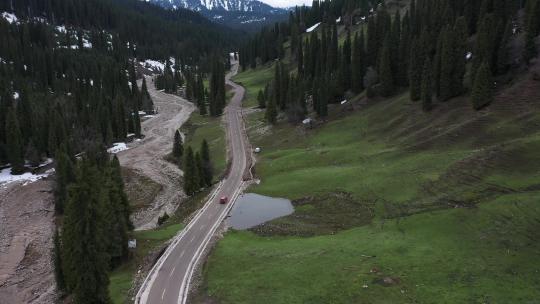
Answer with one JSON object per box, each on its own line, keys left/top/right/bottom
{"left": 0, "top": 180, "right": 56, "bottom": 304}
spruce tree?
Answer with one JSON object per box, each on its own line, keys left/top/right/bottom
{"left": 439, "top": 27, "right": 455, "bottom": 101}
{"left": 524, "top": 4, "right": 539, "bottom": 64}
{"left": 195, "top": 152, "right": 204, "bottom": 189}
{"left": 497, "top": 20, "right": 512, "bottom": 74}
{"left": 183, "top": 147, "right": 197, "bottom": 195}
{"left": 257, "top": 89, "right": 266, "bottom": 109}
{"left": 397, "top": 14, "right": 411, "bottom": 87}
{"left": 329, "top": 24, "right": 339, "bottom": 72}
{"left": 433, "top": 30, "right": 444, "bottom": 98}
{"left": 472, "top": 14, "right": 496, "bottom": 81}
{"left": 421, "top": 58, "right": 433, "bottom": 112}
{"left": 265, "top": 92, "right": 278, "bottom": 125}
{"left": 53, "top": 228, "right": 66, "bottom": 293}
{"left": 409, "top": 39, "right": 423, "bottom": 101}
{"left": 453, "top": 17, "right": 468, "bottom": 93}
{"left": 54, "top": 147, "right": 75, "bottom": 214}
{"left": 367, "top": 16, "right": 378, "bottom": 67}
{"left": 297, "top": 39, "right": 304, "bottom": 77}
{"left": 6, "top": 107, "right": 24, "bottom": 174}
{"left": 62, "top": 160, "right": 110, "bottom": 304}
{"left": 318, "top": 84, "right": 328, "bottom": 118}
{"left": 111, "top": 156, "right": 132, "bottom": 229}
{"left": 173, "top": 130, "right": 183, "bottom": 160}
{"left": 379, "top": 36, "right": 395, "bottom": 97}
{"left": 141, "top": 78, "right": 154, "bottom": 112}
{"left": 103, "top": 163, "right": 129, "bottom": 267}
{"left": 352, "top": 31, "right": 366, "bottom": 93}
{"left": 341, "top": 31, "right": 352, "bottom": 91}
{"left": 133, "top": 109, "right": 141, "bottom": 137}
{"left": 471, "top": 61, "right": 494, "bottom": 110}
{"left": 201, "top": 139, "right": 213, "bottom": 187}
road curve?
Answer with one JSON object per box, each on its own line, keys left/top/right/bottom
{"left": 136, "top": 61, "right": 248, "bottom": 304}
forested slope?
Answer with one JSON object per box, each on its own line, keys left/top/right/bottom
{"left": 0, "top": 0, "right": 241, "bottom": 172}
{"left": 0, "top": 1, "right": 240, "bottom": 302}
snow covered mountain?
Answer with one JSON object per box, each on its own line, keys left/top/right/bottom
{"left": 147, "top": 0, "right": 279, "bottom": 13}
{"left": 144, "top": 0, "right": 288, "bottom": 30}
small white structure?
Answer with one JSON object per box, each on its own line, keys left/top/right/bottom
{"left": 341, "top": 99, "right": 348, "bottom": 105}
{"left": 466, "top": 52, "right": 473, "bottom": 61}
{"left": 128, "top": 239, "right": 137, "bottom": 249}
{"left": 254, "top": 147, "right": 262, "bottom": 153}
{"left": 302, "top": 118, "right": 313, "bottom": 125}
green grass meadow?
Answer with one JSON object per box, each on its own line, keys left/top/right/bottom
{"left": 182, "top": 114, "right": 227, "bottom": 179}
{"left": 232, "top": 63, "right": 275, "bottom": 108}
{"left": 198, "top": 64, "right": 540, "bottom": 303}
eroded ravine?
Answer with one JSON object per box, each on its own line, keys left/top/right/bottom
{"left": 118, "top": 77, "right": 196, "bottom": 230}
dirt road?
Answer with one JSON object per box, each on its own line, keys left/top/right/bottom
{"left": 118, "top": 77, "right": 196, "bottom": 230}
{"left": 136, "top": 60, "right": 249, "bottom": 304}
{"left": 0, "top": 180, "right": 56, "bottom": 304}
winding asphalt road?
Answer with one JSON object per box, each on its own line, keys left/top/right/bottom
{"left": 136, "top": 60, "right": 249, "bottom": 304}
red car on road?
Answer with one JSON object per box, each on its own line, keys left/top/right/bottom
{"left": 219, "top": 196, "right": 228, "bottom": 204}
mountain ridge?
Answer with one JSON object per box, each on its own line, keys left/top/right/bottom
{"left": 144, "top": 0, "right": 288, "bottom": 30}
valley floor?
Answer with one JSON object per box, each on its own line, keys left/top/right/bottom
{"left": 196, "top": 61, "right": 540, "bottom": 303}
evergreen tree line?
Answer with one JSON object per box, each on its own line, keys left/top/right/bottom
{"left": 154, "top": 60, "right": 184, "bottom": 94}
{"left": 54, "top": 148, "right": 133, "bottom": 304}
{"left": 248, "top": 0, "right": 538, "bottom": 125}
{"left": 184, "top": 69, "right": 208, "bottom": 116}
{"left": 180, "top": 139, "right": 214, "bottom": 196}
{"left": 182, "top": 55, "right": 227, "bottom": 117}
{"left": 208, "top": 57, "right": 227, "bottom": 117}
{"left": 239, "top": 0, "right": 382, "bottom": 69}
{"left": 0, "top": 0, "right": 243, "bottom": 61}
{"left": 0, "top": 18, "right": 154, "bottom": 173}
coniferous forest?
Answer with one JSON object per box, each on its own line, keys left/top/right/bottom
{"left": 240, "top": 0, "right": 540, "bottom": 124}
{"left": 0, "top": 0, "right": 238, "bottom": 302}
{"left": 0, "top": 0, "right": 240, "bottom": 171}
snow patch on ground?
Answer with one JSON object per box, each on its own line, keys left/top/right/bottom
{"left": 83, "top": 39, "right": 92, "bottom": 48}
{"left": 241, "top": 17, "right": 266, "bottom": 24}
{"left": 306, "top": 22, "right": 321, "bottom": 33}
{"left": 0, "top": 168, "right": 54, "bottom": 187}
{"left": 55, "top": 25, "right": 67, "bottom": 33}
{"left": 1, "top": 12, "right": 18, "bottom": 24}
{"left": 107, "top": 142, "right": 129, "bottom": 154}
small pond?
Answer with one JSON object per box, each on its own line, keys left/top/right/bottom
{"left": 228, "top": 193, "right": 294, "bottom": 230}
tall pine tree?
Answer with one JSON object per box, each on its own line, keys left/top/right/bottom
{"left": 6, "top": 107, "right": 24, "bottom": 174}
{"left": 471, "top": 61, "right": 494, "bottom": 110}
{"left": 421, "top": 58, "right": 433, "bottom": 112}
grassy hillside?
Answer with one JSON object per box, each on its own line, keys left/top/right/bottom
{"left": 198, "top": 58, "right": 540, "bottom": 303}
{"left": 232, "top": 63, "right": 275, "bottom": 108}
{"left": 182, "top": 114, "right": 227, "bottom": 180}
